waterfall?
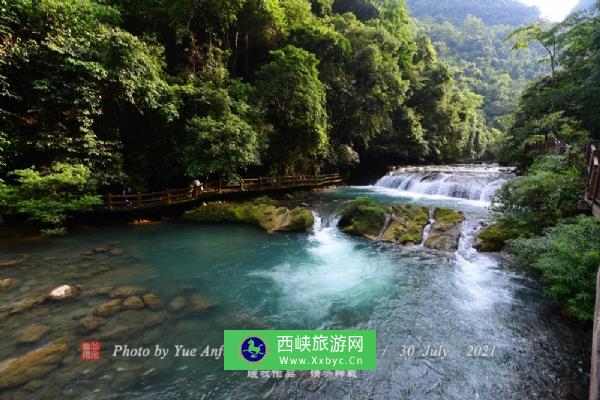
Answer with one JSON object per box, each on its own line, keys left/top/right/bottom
{"left": 375, "top": 164, "right": 514, "bottom": 202}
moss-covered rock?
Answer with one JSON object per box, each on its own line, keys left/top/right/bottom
{"left": 183, "top": 199, "right": 313, "bottom": 233}
{"left": 0, "top": 338, "right": 69, "bottom": 388}
{"left": 338, "top": 197, "right": 387, "bottom": 239}
{"left": 425, "top": 208, "right": 465, "bottom": 252}
{"left": 381, "top": 205, "right": 429, "bottom": 244}
{"left": 474, "top": 223, "right": 515, "bottom": 252}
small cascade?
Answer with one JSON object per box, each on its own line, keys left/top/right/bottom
{"left": 376, "top": 214, "right": 392, "bottom": 242}
{"left": 375, "top": 164, "right": 514, "bottom": 202}
{"left": 420, "top": 209, "right": 435, "bottom": 246}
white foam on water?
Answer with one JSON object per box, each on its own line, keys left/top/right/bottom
{"left": 375, "top": 164, "right": 514, "bottom": 203}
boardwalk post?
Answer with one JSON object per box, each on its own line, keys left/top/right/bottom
{"left": 591, "top": 267, "right": 600, "bottom": 400}
{"left": 219, "top": 179, "right": 222, "bottom": 193}
{"left": 107, "top": 193, "right": 112, "bottom": 209}
{"left": 241, "top": 179, "right": 244, "bottom": 191}
{"left": 167, "top": 189, "right": 171, "bottom": 204}
{"left": 136, "top": 193, "right": 141, "bottom": 207}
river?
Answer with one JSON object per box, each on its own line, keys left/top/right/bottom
{"left": 0, "top": 165, "right": 591, "bottom": 399}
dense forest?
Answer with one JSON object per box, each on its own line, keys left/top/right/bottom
{"left": 407, "top": 0, "right": 548, "bottom": 128}
{"left": 0, "top": 0, "right": 503, "bottom": 231}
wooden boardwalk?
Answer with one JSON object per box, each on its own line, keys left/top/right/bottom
{"left": 586, "top": 141, "right": 600, "bottom": 217}
{"left": 107, "top": 173, "right": 343, "bottom": 210}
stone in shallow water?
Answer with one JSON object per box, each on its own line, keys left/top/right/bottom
{"left": 0, "top": 278, "right": 17, "bottom": 288}
{"left": 94, "top": 299, "right": 123, "bottom": 317}
{"left": 80, "top": 317, "right": 107, "bottom": 333}
{"left": 110, "top": 286, "right": 145, "bottom": 299}
{"left": 190, "top": 294, "right": 218, "bottom": 313}
{"left": 142, "top": 293, "right": 163, "bottom": 310}
{"left": 168, "top": 296, "right": 186, "bottom": 312}
{"left": 0, "top": 338, "right": 69, "bottom": 388}
{"left": 18, "top": 324, "right": 50, "bottom": 344}
{"left": 0, "top": 254, "right": 28, "bottom": 268}
{"left": 48, "top": 285, "right": 77, "bottom": 300}
{"left": 123, "top": 296, "right": 144, "bottom": 310}
{"left": 425, "top": 208, "right": 465, "bottom": 252}
{"left": 110, "top": 248, "right": 124, "bottom": 257}
{"left": 9, "top": 294, "right": 48, "bottom": 314}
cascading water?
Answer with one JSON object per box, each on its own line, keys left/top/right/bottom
{"left": 375, "top": 164, "right": 515, "bottom": 202}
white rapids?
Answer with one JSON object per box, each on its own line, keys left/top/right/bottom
{"left": 375, "top": 164, "right": 515, "bottom": 202}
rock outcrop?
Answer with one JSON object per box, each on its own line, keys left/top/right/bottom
{"left": 183, "top": 198, "right": 314, "bottom": 233}
{"left": 381, "top": 205, "right": 430, "bottom": 244}
{"left": 474, "top": 223, "right": 513, "bottom": 252}
{"left": 338, "top": 197, "right": 388, "bottom": 239}
{"left": 424, "top": 208, "right": 464, "bottom": 252}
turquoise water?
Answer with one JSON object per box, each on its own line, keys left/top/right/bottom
{"left": 0, "top": 186, "right": 591, "bottom": 399}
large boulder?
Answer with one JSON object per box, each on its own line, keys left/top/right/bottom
{"left": 381, "top": 205, "right": 429, "bottom": 244}
{"left": 425, "top": 208, "right": 465, "bottom": 252}
{"left": 183, "top": 199, "right": 314, "bottom": 233}
{"left": 0, "top": 338, "right": 69, "bottom": 388}
{"left": 474, "top": 223, "right": 514, "bottom": 252}
{"left": 338, "top": 197, "right": 387, "bottom": 239}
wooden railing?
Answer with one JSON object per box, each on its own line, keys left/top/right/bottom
{"left": 586, "top": 141, "right": 600, "bottom": 216}
{"left": 106, "top": 173, "right": 343, "bottom": 210}
{"left": 524, "top": 136, "right": 570, "bottom": 155}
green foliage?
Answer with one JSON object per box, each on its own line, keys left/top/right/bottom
{"left": 475, "top": 222, "right": 517, "bottom": 252}
{"left": 338, "top": 196, "right": 387, "bottom": 237}
{"left": 413, "top": 13, "right": 548, "bottom": 130}
{"left": 493, "top": 155, "right": 586, "bottom": 236}
{"left": 511, "top": 216, "right": 600, "bottom": 321}
{"left": 256, "top": 45, "right": 329, "bottom": 173}
{"left": 1, "top": 163, "right": 102, "bottom": 228}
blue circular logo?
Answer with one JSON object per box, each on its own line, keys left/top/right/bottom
{"left": 241, "top": 337, "right": 266, "bottom": 362}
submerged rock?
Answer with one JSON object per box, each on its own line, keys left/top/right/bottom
{"left": 425, "top": 208, "right": 465, "bottom": 252}
{"left": 142, "top": 294, "right": 163, "bottom": 311}
{"left": 18, "top": 325, "right": 50, "bottom": 344}
{"left": 183, "top": 198, "right": 314, "bottom": 233}
{"left": 0, "top": 278, "right": 17, "bottom": 288}
{"left": 123, "top": 296, "right": 145, "bottom": 310}
{"left": 381, "top": 205, "right": 429, "bottom": 244}
{"left": 110, "top": 286, "right": 145, "bottom": 299}
{"left": 0, "top": 338, "right": 69, "bottom": 388}
{"left": 9, "top": 294, "right": 48, "bottom": 314}
{"left": 48, "top": 285, "right": 77, "bottom": 301}
{"left": 0, "top": 254, "right": 28, "bottom": 268}
{"left": 168, "top": 296, "right": 187, "bottom": 312}
{"left": 80, "top": 317, "right": 107, "bottom": 333}
{"left": 94, "top": 299, "right": 123, "bottom": 317}
{"left": 190, "top": 295, "right": 218, "bottom": 313}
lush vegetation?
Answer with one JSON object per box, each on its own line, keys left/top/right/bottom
{"left": 498, "top": 4, "right": 600, "bottom": 167}
{"left": 0, "top": 0, "right": 501, "bottom": 230}
{"left": 407, "top": 0, "right": 548, "bottom": 130}
{"left": 511, "top": 216, "right": 600, "bottom": 321}
{"left": 491, "top": 2, "right": 600, "bottom": 321}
